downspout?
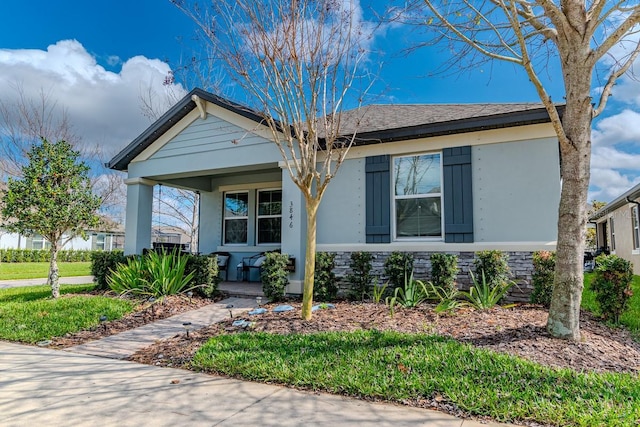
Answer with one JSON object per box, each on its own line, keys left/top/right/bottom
{"left": 626, "top": 196, "right": 640, "bottom": 209}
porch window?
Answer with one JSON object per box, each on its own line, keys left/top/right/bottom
{"left": 224, "top": 192, "right": 249, "bottom": 244}
{"left": 610, "top": 217, "right": 616, "bottom": 252}
{"left": 393, "top": 153, "right": 442, "bottom": 239}
{"left": 632, "top": 206, "right": 640, "bottom": 251}
{"left": 257, "top": 189, "right": 282, "bottom": 244}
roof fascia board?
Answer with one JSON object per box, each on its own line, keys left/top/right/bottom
{"left": 132, "top": 109, "right": 200, "bottom": 163}
{"left": 590, "top": 183, "right": 640, "bottom": 221}
{"left": 335, "top": 123, "right": 556, "bottom": 161}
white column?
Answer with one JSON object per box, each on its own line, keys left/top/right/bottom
{"left": 198, "top": 189, "right": 222, "bottom": 253}
{"left": 124, "top": 178, "right": 155, "bottom": 255}
{"left": 280, "top": 168, "right": 307, "bottom": 294}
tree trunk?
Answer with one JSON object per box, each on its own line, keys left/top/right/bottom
{"left": 48, "top": 244, "right": 60, "bottom": 298}
{"left": 546, "top": 61, "right": 592, "bottom": 340}
{"left": 301, "top": 198, "right": 319, "bottom": 320}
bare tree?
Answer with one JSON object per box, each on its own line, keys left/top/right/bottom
{"left": 153, "top": 185, "right": 200, "bottom": 252}
{"left": 173, "top": 0, "right": 378, "bottom": 319}
{"left": 0, "top": 85, "right": 78, "bottom": 177}
{"left": 408, "top": 0, "right": 640, "bottom": 339}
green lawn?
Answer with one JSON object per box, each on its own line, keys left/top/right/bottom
{"left": 193, "top": 330, "right": 640, "bottom": 427}
{"left": 0, "top": 262, "right": 92, "bottom": 280}
{"left": 583, "top": 272, "right": 640, "bottom": 337}
{"left": 0, "top": 284, "right": 134, "bottom": 343}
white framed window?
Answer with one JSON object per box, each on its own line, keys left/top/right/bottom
{"left": 95, "top": 233, "right": 106, "bottom": 251}
{"left": 609, "top": 217, "right": 616, "bottom": 252}
{"left": 632, "top": 206, "right": 640, "bottom": 251}
{"left": 32, "top": 234, "right": 51, "bottom": 250}
{"left": 223, "top": 192, "right": 249, "bottom": 245}
{"left": 392, "top": 153, "right": 442, "bottom": 240}
{"left": 256, "top": 189, "right": 282, "bottom": 244}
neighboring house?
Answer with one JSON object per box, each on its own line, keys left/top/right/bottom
{"left": 589, "top": 183, "right": 640, "bottom": 275}
{"left": 0, "top": 229, "right": 125, "bottom": 251}
{"left": 0, "top": 217, "right": 125, "bottom": 251}
{"left": 108, "top": 88, "right": 562, "bottom": 299}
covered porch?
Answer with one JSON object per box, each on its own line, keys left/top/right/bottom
{"left": 122, "top": 164, "right": 307, "bottom": 294}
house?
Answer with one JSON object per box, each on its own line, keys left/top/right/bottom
{"left": 0, "top": 215, "right": 125, "bottom": 251}
{"left": 589, "top": 183, "right": 640, "bottom": 274}
{"left": 108, "top": 88, "right": 562, "bottom": 299}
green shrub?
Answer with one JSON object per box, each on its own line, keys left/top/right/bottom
{"left": 107, "top": 250, "right": 195, "bottom": 298}
{"left": 430, "top": 253, "right": 458, "bottom": 293}
{"left": 0, "top": 249, "right": 97, "bottom": 263}
{"left": 261, "top": 252, "right": 289, "bottom": 302}
{"left": 347, "top": 251, "right": 373, "bottom": 301}
{"left": 461, "top": 271, "right": 514, "bottom": 310}
{"left": 145, "top": 250, "right": 195, "bottom": 296}
{"left": 384, "top": 251, "right": 414, "bottom": 290}
{"left": 107, "top": 256, "right": 149, "bottom": 295}
{"left": 187, "top": 254, "right": 219, "bottom": 298}
{"left": 473, "top": 250, "right": 510, "bottom": 289}
{"left": 531, "top": 251, "right": 555, "bottom": 307}
{"left": 591, "top": 254, "right": 634, "bottom": 323}
{"left": 314, "top": 252, "right": 338, "bottom": 302}
{"left": 91, "top": 251, "right": 127, "bottom": 290}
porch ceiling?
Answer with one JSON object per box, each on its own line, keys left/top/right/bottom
{"left": 144, "top": 163, "right": 281, "bottom": 192}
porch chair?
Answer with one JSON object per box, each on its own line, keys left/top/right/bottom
{"left": 210, "top": 251, "right": 231, "bottom": 281}
{"left": 237, "top": 252, "right": 267, "bottom": 282}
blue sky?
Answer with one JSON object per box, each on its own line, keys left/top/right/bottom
{"left": 1, "top": 0, "right": 639, "bottom": 202}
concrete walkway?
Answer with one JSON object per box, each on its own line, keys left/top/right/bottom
{"left": 0, "top": 275, "right": 94, "bottom": 288}
{"left": 0, "top": 341, "right": 513, "bottom": 427}
{"left": 66, "top": 296, "right": 256, "bottom": 359}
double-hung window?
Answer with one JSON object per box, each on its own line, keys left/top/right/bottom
{"left": 224, "top": 192, "right": 249, "bottom": 244}
{"left": 632, "top": 206, "right": 640, "bottom": 251}
{"left": 393, "top": 153, "right": 442, "bottom": 239}
{"left": 257, "top": 189, "right": 282, "bottom": 244}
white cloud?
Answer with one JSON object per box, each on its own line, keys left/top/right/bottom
{"left": 0, "top": 40, "right": 186, "bottom": 159}
{"left": 589, "top": 167, "right": 640, "bottom": 202}
{"left": 592, "top": 109, "right": 640, "bottom": 147}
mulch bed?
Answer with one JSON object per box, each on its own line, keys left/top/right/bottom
{"left": 127, "top": 301, "right": 640, "bottom": 374}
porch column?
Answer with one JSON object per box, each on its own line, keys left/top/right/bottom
{"left": 124, "top": 178, "right": 155, "bottom": 255}
{"left": 198, "top": 189, "right": 222, "bottom": 254}
{"left": 280, "top": 167, "right": 307, "bottom": 294}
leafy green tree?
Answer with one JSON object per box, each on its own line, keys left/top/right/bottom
{"left": 1, "top": 139, "right": 101, "bottom": 298}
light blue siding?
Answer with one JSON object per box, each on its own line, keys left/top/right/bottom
{"left": 472, "top": 137, "right": 560, "bottom": 242}
{"left": 317, "top": 158, "right": 365, "bottom": 244}
{"left": 128, "top": 115, "right": 283, "bottom": 179}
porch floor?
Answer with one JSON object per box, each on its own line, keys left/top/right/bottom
{"left": 218, "top": 281, "right": 264, "bottom": 298}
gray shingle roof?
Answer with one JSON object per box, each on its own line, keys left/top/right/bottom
{"left": 336, "top": 103, "right": 551, "bottom": 135}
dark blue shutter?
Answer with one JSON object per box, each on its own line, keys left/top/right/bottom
{"left": 365, "top": 155, "right": 391, "bottom": 243}
{"left": 443, "top": 146, "right": 473, "bottom": 243}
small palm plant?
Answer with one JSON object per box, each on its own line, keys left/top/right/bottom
{"left": 385, "top": 272, "right": 429, "bottom": 316}
{"left": 460, "top": 271, "right": 514, "bottom": 310}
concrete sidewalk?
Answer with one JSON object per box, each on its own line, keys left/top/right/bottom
{"left": 0, "top": 275, "right": 94, "bottom": 288}
{"left": 66, "top": 296, "right": 255, "bottom": 359}
{"left": 0, "top": 341, "right": 513, "bottom": 427}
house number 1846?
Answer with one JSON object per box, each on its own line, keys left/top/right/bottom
{"left": 289, "top": 201, "right": 294, "bottom": 228}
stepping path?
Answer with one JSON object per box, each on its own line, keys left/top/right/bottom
{"left": 65, "top": 296, "right": 255, "bottom": 359}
